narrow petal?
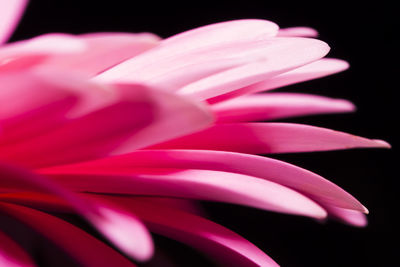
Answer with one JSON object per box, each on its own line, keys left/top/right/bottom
{"left": 43, "top": 168, "right": 327, "bottom": 219}
{"left": 95, "top": 19, "right": 279, "bottom": 84}
{"left": 324, "top": 205, "right": 368, "bottom": 227}
{"left": 42, "top": 32, "right": 160, "bottom": 76}
{"left": 208, "top": 58, "right": 349, "bottom": 103}
{"left": 150, "top": 123, "right": 390, "bottom": 153}
{"left": 0, "top": 203, "right": 137, "bottom": 267}
{"left": 278, "top": 27, "right": 319, "bottom": 37}
{"left": 212, "top": 93, "right": 355, "bottom": 122}
{"left": 0, "top": 0, "right": 28, "bottom": 43}
{"left": 0, "top": 163, "right": 153, "bottom": 262}
{"left": 0, "top": 230, "right": 36, "bottom": 267}
{"left": 39, "top": 149, "right": 367, "bottom": 212}
{"left": 178, "top": 37, "right": 330, "bottom": 101}
{"left": 92, "top": 196, "right": 279, "bottom": 267}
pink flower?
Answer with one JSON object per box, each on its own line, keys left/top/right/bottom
{"left": 0, "top": 1, "right": 390, "bottom": 266}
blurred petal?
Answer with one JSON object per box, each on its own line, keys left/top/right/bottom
{"left": 0, "top": 163, "right": 153, "bottom": 262}
{"left": 40, "top": 149, "right": 366, "bottom": 212}
{"left": 212, "top": 93, "right": 355, "bottom": 122}
{"left": 95, "top": 196, "right": 279, "bottom": 267}
{"left": 0, "top": 230, "right": 36, "bottom": 267}
{"left": 325, "top": 205, "right": 368, "bottom": 227}
{"left": 209, "top": 58, "right": 349, "bottom": 102}
{"left": 95, "top": 19, "right": 279, "bottom": 84}
{"left": 151, "top": 123, "right": 390, "bottom": 153}
{"left": 0, "top": 0, "right": 28, "bottom": 43}
{"left": 0, "top": 203, "right": 137, "bottom": 267}
{"left": 42, "top": 168, "right": 327, "bottom": 219}
{"left": 278, "top": 27, "right": 319, "bottom": 37}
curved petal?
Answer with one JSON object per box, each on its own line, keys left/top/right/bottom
{"left": 208, "top": 58, "right": 349, "bottom": 103}
{"left": 42, "top": 32, "right": 160, "bottom": 76}
{"left": 150, "top": 123, "right": 390, "bottom": 153}
{"left": 0, "top": 230, "right": 36, "bottom": 267}
{"left": 95, "top": 19, "right": 279, "bottom": 84}
{"left": 0, "top": 163, "right": 153, "bottom": 262}
{"left": 92, "top": 196, "right": 279, "bottom": 267}
{"left": 0, "top": 203, "right": 137, "bottom": 267}
{"left": 324, "top": 205, "right": 368, "bottom": 227}
{"left": 178, "top": 37, "right": 330, "bottom": 101}
{"left": 212, "top": 93, "right": 355, "bottom": 122}
{"left": 43, "top": 168, "right": 327, "bottom": 219}
{"left": 278, "top": 27, "right": 319, "bottom": 37}
{"left": 0, "top": 0, "right": 28, "bottom": 44}
{"left": 39, "top": 149, "right": 367, "bottom": 213}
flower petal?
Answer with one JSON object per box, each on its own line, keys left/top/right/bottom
{"left": 278, "top": 27, "right": 319, "bottom": 37}
{"left": 178, "top": 37, "right": 330, "bottom": 101}
{"left": 42, "top": 168, "right": 327, "bottom": 219}
{"left": 95, "top": 19, "right": 279, "bottom": 84}
{"left": 212, "top": 93, "right": 355, "bottom": 122}
{"left": 0, "top": 203, "right": 137, "bottom": 267}
{"left": 93, "top": 196, "right": 279, "bottom": 267}
{"left": 324, "top": 205, "right": 368, "bottom": 227}
{"left": 0, "top": 163, "right": 153, "bottom": 262}
{"left": 208, "top": 58, "right": 349, "bottom": 103}
{"left": 150, "top": 122, "right": 390, "bottom": 153}
{"left": 0, "top": 0, "right": 28, "bottom": 44}
{"left": 0, "top": 230, "right": 36, "bottom": 267}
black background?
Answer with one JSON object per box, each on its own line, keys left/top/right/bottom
{"left": 9, "top": 1, "right": 398, "bottom": 266}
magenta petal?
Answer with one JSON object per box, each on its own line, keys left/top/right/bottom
{"left": 40, "top": 149, "right": 367, "bottom": 212}
{"left": 178, "top": 37, "right": 330, "bottom": 101}
{"left": 324, "top": 205, "right": 368, "bottom": 227}
{"left": 0, "top": 203, "right": 137, "bottom": 267}
{"left": 151, "top": 122, "right": 390, "bottom": 153}
{"left": 0, "top": 0, "right": 28, "bottom": 44}
{"left": 212, "top": 93, "right": 355, "bottom": 122}
{"left": 41, "top": 169, "right": 327, "bottom": 219}
{"left": 0, "top": 163, "right": 153, "bottom": 262}
{"left": 96, "top": 196, "right": 279, "bottom": 267}
{"left": 0, "top": 230, "right": 36, "bottom": 267}
{"left": 95, "top": 19, "right": 279, "bottom": 84}
{"left": 278, "top": 27, "right": 319, "bottom": 37}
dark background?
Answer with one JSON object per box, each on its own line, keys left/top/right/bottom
{"left": 9, "top": 1, "right": 398, "bottom": 266}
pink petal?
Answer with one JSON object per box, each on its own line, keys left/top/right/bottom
{"left": 41, "top": 169, "right": 327, "bottom": 219}
{"left": 0, "top": 163, "right": 153, "bottom": 262}
{"left": 41, "top": 32, "right": 160, "bottom": 76}
{"left": 150, "top": 123, "right": 390, "bottom": 153}
{"left": 212, "top": 93, "right": 355, "bottom": 122}
{"left": 95, "top": 19, "right": 279, "bottom": 84}
{"left": 93, "top": 196, "right": 279, "bottom": 267}
{"left": 40, "top": 149, "right": 366, "bottom": 213}
{"left": 0, "top": 34, "right": 87, "bottom": 71}
{"left": 0, "top": 203, "right": 137, "bottom": 267}
{"left": 324, "top": 205, "right": 368, "bottom": 227}
{"left": 0, "top": 230, "right": 36, "bottom": 267}
{"left": 0, "top": 80, "right": 213, "bottom": 167}
{"left": 0, "top": 0, "right": 28, "bottom": 44}
{"left": 208, "top": 58, "right": 349, "bottom": 103}
{"left": 177, "top": 37, "right": 330, "bottom": 101}
{"left": 278, "top": 27, "right": 319, "bottom": 37}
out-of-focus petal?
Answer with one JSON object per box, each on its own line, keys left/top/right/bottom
{"left": 0, "top": 0, "right": 28, "bottom": 44}
{"left": 93, "top": 196, "right": 279, "bottom": 267}
{"left": 177, "top": 37, "right": 330, "bottom": 101}
{"left": 212, "top": 93, "right": 355, "bottom": 122}
{"left": 40, "top": 149, "right": 367, "bottom": 213}
{"left": 41, "top": 32, "right": 160, "bottom": 76}
{"left": 324, "top": 205, "right": 368, "bottom": 227}
{"left": 0, "top": 230, "right": 36, "bottom": 267}
{"left": 0, "top": 203, "right": 137, "bottom": 267}
{"left": 0, "top": 163, "right": 154, "bottom": 262}
{"left": 208, "top": 58, "right": 349, "bottom": 103}
{"left": 95, "top": 19, "right": 279, "bottom": 84}
{"left": 278, "top": 27, "right": 319, "bottom": 37}
{"left": 150, "top": 122, "right": 390, "bottom": 153}
{"left": 42, "top": 168, "right": 327, "bottom": 219}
